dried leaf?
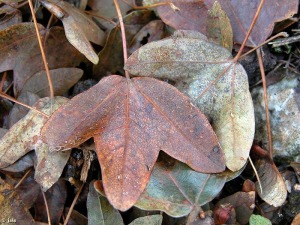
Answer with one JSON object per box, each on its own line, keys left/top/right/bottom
{"left": 1, "top": 152, "right": 35, "bottom": 172}
{"left": 8, "top": 91, "right": 40, "bottom": 128}
{"left": 0, "top": 97, "right": 68, "bottom": 168}
{"left": 207, "top": 1, "right": 233, "bottom": 51}
{"left": 40, "top": 0, "right": 105, "bottom": 64}
{"left": 125, "top": 30, "right": 255, "bottom": 171}
{"left": 94, "top": 10, "right": 156, "bottom": 76}
{"left": 87, "top": 0, "right": 132, "bottom": 30}
{"left": 20, "top": 68, "right": 83, "bottom": 97}
{"left": 0, "top": 4, "right": 22, "bottom": 30}
{"left": 129, "top": 20, "right": 166, "bottom": 55}
{"left": 87, "top": 181, "right": 124, "bottom": 225}
{"left": 255, "top": 158, "right": 287, "bottom": 207}
{"left": 0, "top": 23, "right": 84, "bottom": 96}
{"left": 213, "top": 0, "right": 299, "bottom": 47}
{"left": 129, "top": 215, "right": 163, "bottom": 225}
{"left": 215, "top": 191, "right": 255, "bottom": 225}
{"left": 42, "top": 75, "right": 225, "bottom": 211}
{"left": 143, "top": 0, "right": 209, "bottom": 34}
{"left": 135, "top": 156, "right": 227, "bottom": 217}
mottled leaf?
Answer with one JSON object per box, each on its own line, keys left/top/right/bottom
{"left": 129, "top": 215, "right": 163, "bottom": 225}
{"left": 125, "top": 30, "right": 255, "bottom": 171}
{"left": 40, "top": 0, "right": 105, "bottom": 64}
{"left": 207, "top": 1, "right": 233, "bottom": 51}
{"left": 42, "top": 75, "right": 225, "bottom": 211}
{"left": 20, "top": 68, "right": 83, "bottom": 97}
{"left": 0, "top": 4, "right": 22, "bottom": 31}
{"left": 0, "top": 97, "right": 68, "bottom": 168}
{"left": 135, "top": 157, "right": 227, "bottom": 217}
{"left": 87, "top": 181, "right": 124, "bottom": 225}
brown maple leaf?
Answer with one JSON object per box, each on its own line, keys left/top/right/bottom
{"left": 41, "top": 75, "right": 225, "bottom": 211}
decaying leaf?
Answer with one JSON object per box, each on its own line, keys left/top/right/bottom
{"left": 94, "top": 10, "right": 156, "bottom": 76}
{"left": 40, "top": 0, "right": 105, "bottom": 64}
{"left": 87, "top": 0, "right": 132, "bottom": 30}
{"left": 20, "top": 68, "right": 83, "bottom": 97}
{"left": 135, "top": 156, "right": 227, "bottom": 217}
{"left": 8, "top": 92, "right": 40, "bottom": 128}
{"left": 0, "top": 23, "right": 84, "bottom": 96}
{"left": 0, "top": 97, "right": 69, "bottom": 190}
{"left": 0, "top": 4, "right": 22, "bottom": 30}
{"left": 206, "top": 1, "right": 233, "bottom": 51}
{"left": 128, "top": 215, "right": 163, "bottom": 225}
{"left": 87, "top": 181, "right": 124, "bottom": 225}
{"left": 42, "top": 75, "right": 225, "bottom": 211}
{"left": 125, "top": 30, "right": 255, "bottom": 171}
{"left": 214, "top": 0, "right": 299, "bottom": 46}
{"left": 215, "top": 191, "right": 255, "bottom": 225}
{"left": 143, "top": 0, "right": 209, "bottom": 35}
{"left": 255, "top": 158, "right": 287, "bottom": 207}
{"left": 249, "top": 214, "right": 272, "bottom": 225}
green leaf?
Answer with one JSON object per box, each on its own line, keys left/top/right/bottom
{"left": 87, "top": 181, "right": 124, "bottom": 225}
{"left": 135, "top": 156, "right": 227, "bottom": 217}
{"left": 249, "top": 214, "right": 272, "bottom": 225}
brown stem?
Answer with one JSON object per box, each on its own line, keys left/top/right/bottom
{"left": 114, "top": 0, "right": 130, "bottom": 79}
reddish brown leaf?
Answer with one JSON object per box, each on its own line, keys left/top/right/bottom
{"left": 209, "top": 0, "right": 299, "bottom": 47}
{"left": 144, "top": 0, "right": 209, "bottom": 34}
{"left": 42, "top": 75, "right": 225, "bottom": 211}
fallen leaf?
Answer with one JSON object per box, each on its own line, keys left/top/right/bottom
{"left": 215, "top": 191, "right": 255, "bottom": 225}
{"left": 0, "top": 23, "right": 84, "bottom": 96}
{"left": 0, "top": 128, "right": 7, "bottom": 138}
{"left": 129, "top": 20, "right": 166, "bottom": 55}
{"left": 42, "top": 75, "right": 225, "bottom": 211}
{"left": 125, "top": 30, "right": 255, "bottom": 171}
{"left": 0, "top": 97, "right": 67, "bottom": 168}
{"left": 94, "top": 10, "right": 156, "bottom": 76}
{"left": 212, "top": 0, "right": 299, "bottom": 47}
{"left": 0, "top": 152, "right": 35, "bottom": 172}
{"left": 255, "top": 157, "right": 287, "bottom": 207}
{"left": 213, "top": 203, "right": 236, "bottom": 225}
{"left": 33, "top": 180, "right": 67, "bottom": 224}
{"left": 87, "top": 181, "right": 124, "bottom": 225}
{"left": 0, "top": 4, "right": 22, "bottom": 30}
{"left": 206, "top": 1, "right": 233, "bottom": 51}
{"left": 87, "top": 0, "right": 132, "bottom": 30}
{"left": 8, "top": 91, "right": 40, "bottom": 128}
{"left": 0, "top": 177, "right": 35, "bottom": 224}
{"left": 135, "top": 155, "right": 227, "bottom": 217}
{"left": 143, "top": 0, "right": 209, "bottom": 35}
{"left": 249, "top": 214, "right": 272, "bottom": 225}
{"left": 292, "top": 213, "right": 300, "bottom": 225}
{"left": 20, "top": 68, "right": 83, "bottom": 97}
{"left": 40, "top": 0, "right": 105, "bottom": 64}
{"left": 128, "top": 215, "right": 163, "bottom": 225}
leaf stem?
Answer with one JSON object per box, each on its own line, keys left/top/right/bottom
{"left": 41, "top": 187, "right": 52, "bottom": 225}
{"left": 28, "top": 0, "right": 54, "bottom": 107}
{"left": 234, "top": 0, "right": 265, "bottom": 61}
{"left": 114, "top": 0, "right": 130, "bottom": 79}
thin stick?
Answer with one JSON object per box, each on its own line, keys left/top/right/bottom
{"left": 239, "top": 32, "right": 288, "bottom": 59}
{"left": 14, "top": 168, "right": 32, "bottom": 189}
{"left": 63, "top": 182, "right": 85, "bottom": 225}
{"left": 248, "top": 156, "right": 263, "bottom": 194}
{"left": 256, "top": 48, "right": 273, "bottom": 158}
{"left": 85, "top": 11, "right": 117, "bottom": 26}
{"left": 28, "top": 0, "right": 54, "bottom": 104}
{"left": 0, "top": 72, "right": 7, "bottom": 92}
{"left": 234, "top": 0, "right": 265, "bottom": 61}
{"left": 114, "top": 0, "right": 130, "bottom": 79}
{"left": 0, "top": 92, "right": 49, "bottom": 118}
{"left": 41, "top": 188, "right": 52, "bottom": 225}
